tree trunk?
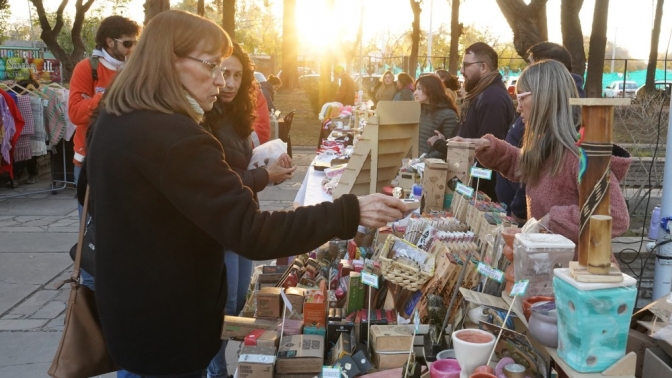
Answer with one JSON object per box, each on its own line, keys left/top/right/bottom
{"left": 448, "top": 0, "right": 463, "bottom": 75}
{"left": 495, "top": 0, "right": 548, "bottom": 59}
{"left": 281, "top": 0, "right": 298, "bottom": 89}
{"left": 585, "top": 0, "right": 610, "bottom": 98}
{"left": 409, "top": 0, "right": 422, "bottom": 79}
{"left": 644, "top": 0, "right": 664, "bottom": 93}
{"left": 144, "top": 0, "right": 170, "bottom": 25}
{"left": 222, "top": 0, "right": 235, "bottom": 40}
{"left": 30, "top": 0, "right": 95, "bottom": 82}
{"left": 561, "top": 0, "right": 586, "bottom": 77}
{"left": 197, "top": 0, "right": 205, "bottom": 16}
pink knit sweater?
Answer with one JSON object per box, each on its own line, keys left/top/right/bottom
{"left": 477, "top": 134, "right": 631, "bottom": 244}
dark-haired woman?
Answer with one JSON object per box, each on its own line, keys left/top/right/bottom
{"left": 260, "top": 74, "right": 282, "bottom": 111}
{"left": 413, "top": 75, "right": 459, "bottom": 159}
{"left": 204, "top": 43, "right": 295, "bottom": 378}
{"left": 392, "top": 72, "right": 415, "bottom": 101}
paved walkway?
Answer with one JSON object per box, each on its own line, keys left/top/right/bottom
{"left": 0, "top": 146, "right": 315, "bottom": 378}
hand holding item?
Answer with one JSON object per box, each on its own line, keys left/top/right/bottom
{"left": 428, "top": 130, "right": 446, "bottom": 146}
{"left": 357, "top": 193, "right": 407, "bottom": 228}
{"left": 276, "top": 153, "right": 292, "bottom": 168}
{"left": 265, "top": 158, "right": 297, "bottom": 184}
{"left": 448, "top": 136, "right": 491, "bottom": 153}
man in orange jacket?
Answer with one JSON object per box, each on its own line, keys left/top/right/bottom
{"left": 69, "top": 15, "right": 140, "bottom": 190}
{"left": 67, "top": 15, "right": 140, "bottom": 294}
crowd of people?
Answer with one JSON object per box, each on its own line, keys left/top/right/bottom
{"left": 54, "top": 8, "right": 631, "bottom": 378}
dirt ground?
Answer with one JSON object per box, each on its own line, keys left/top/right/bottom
{"left": 273, "top": 88, "right": 320, "bottom": 148}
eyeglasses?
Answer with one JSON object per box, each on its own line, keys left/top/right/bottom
{"left": 516, "top": 92, "right": 532, "bottom": 102}
{"left": 461, "top": 61, "right": 483, "bottom": 69}
{"left": 185, "top": 56, "right": 226, "bottom": 79}
{"left": 114, "top": 39, "right": 137, "bottom": 49}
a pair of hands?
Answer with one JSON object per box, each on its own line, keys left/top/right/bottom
{"left": 426, "top": 130, "right": 491, "bottom": 153}
{"left": 265, "top": 153, "right": 297, "bottom": 184}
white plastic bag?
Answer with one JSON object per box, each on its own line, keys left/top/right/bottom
{"left": 247, "top": 139, "right": 287, "bottom": 170}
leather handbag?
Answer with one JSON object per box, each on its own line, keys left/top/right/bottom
{"left": 48, "top": 186, "right": 117, "bottom": 378}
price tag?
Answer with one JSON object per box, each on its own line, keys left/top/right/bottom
{"left": 322, "top": 366, "right": 341, "bottom": 378}
{"left": 470, "top": 167, "right": 493, "bottom": 180}
{"left": 510, "top": 280, "right": 530, "bottom": 297}
{"left": 361, "top": 272, "right": 379, "bottom": 289}
{"left": 477, "top": 262, "right": 504, "bottom": 283}
{"left": 455, "top": 183, "right": 475, "bottom": 198}
{"left": 280, "top": 289, "right": 293, "bottom": 312}
{"left": 42, "top": 99, "right": 49, "bottom": 107}
{"left": 413, "top": 309, "right": 420, "bottom": 333}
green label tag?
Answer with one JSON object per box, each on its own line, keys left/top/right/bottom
{"left": 471, "top": 167, "right": 493, "bottom": 180}
{"left": 510, "top": 280, "right": 530, "bottom": 296}
{"left": 477, "top": 262, "right": 504, "bottom": 283}
{"left": 361, "top": 272, "right": 379, "bottom": 289}
{"left": 456, "top": 183, "right": 474, "bottom": 198}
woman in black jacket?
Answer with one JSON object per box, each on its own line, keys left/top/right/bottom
{"left": 414, "top": 74, "right": 459, "bottom": 158}
{"left": 86, "top": 10, "right": 406, "bottom": 377}
{"left": 203, "top": 42, "right": 293, "bottom": 378}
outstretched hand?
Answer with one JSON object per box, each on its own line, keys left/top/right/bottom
{"left": 357, "top": 193, "right": 407, "bottom": 228}
{"left": 265, "top": 155, "right": 297, "bottom": 184}
{"left": 427, "top": 130, "right": 446, "bottom": 146}
{"left": 448, "top": 136, "right": 491, "bottom": 153}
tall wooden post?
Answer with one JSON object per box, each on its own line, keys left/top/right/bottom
{"left": 571, "top": 98, "right": 630, "bottom": 268}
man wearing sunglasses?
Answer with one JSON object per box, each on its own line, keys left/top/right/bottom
{"left": 67, "top": 15, "right": 140, "bottom": 284}
{"left": 69, "top": 15, "right": 140, "bottom": 198}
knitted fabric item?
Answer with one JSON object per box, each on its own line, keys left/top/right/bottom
{"left": 13, "top": 96, "right": 34, "bottom": 162}
{"left": 28, "top": 96, "right": 47, "bottom": 156}
{"left": 0, "top": 95, "right": 15, "bottom": 164}
{"left": 63, "top": 88, "right": 76, "bottom": 141}
{"left": 44, "top": 87, "right": 67, "bottom": 146}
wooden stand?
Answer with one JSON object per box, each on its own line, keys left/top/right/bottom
{"left": 332, "top": 101, "right": 420, "bottom": 198}
{"left": 570, "top": 98, "right": 630, "bottom": 270}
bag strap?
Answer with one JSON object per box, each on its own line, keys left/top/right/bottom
{"left": 90, "top": 56, "right": 99, "bottom": 82}
{"left": 71, "top": 185, "right": 90, "bottom": 282}
{"left": 55, "top": 185, "right": 90, "bottom": 289}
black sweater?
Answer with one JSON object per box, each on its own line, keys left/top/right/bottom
{"left": 87, "top": 109, "right": 360, "bottom": 375}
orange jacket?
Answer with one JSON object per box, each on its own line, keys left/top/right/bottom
{"left": 253, "top": 88, "right": 270, "bottom": 145}
{"left": 68, "top": 57, "right": 117, "bottom": 165}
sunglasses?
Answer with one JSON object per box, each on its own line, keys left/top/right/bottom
{"left": 114, "top": 39, "right": 138, "bottom": 48}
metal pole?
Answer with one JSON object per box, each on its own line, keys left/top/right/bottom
{"left": 653, "top": 99, "right": 672, "bottom": 300}
{"left": 27, "top": 0, "right": 37, "bottom": 48}
{"left": 427, "top": 0, "right": 434, "bottom": 71}
{"left": 359, "top": 0, "right": 364, "bottom": 92}
{"left": 610, "top": 28, "right": 617, "bottom": 73}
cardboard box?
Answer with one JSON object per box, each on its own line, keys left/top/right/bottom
{"left": 258, "top": 273, "right": 285, "bottom": 284}
{"left": 397, "top": 171, "right": 420, "bottom": 193}
{"left": 222, "top": 316, "right": 277, "bottom": 339}
{"left": 240, "top": 345, "right": 277, "bottom": 356}
{"left": 303, "top": 325, "right": 325, "bottom": 337}
{"left": 263, "top": 265, "right": 289, "bottom": 274}
{"left": 237, "top": 353, "right": 276, "bottom": 378}
{"left": 285, "top": 287, "right": 305, "bottom": 314}
{"left": 243, "top": 330, "right": 279, "bottom": 348}
{"left": 352, "top": 350, "right": 373, "bottom": 374}
{"left": 303, "top": 281, "right": 327, "bottom": 327}
{"left": 276, "top": 335, "right": 324, "bottom": 374}
{"left": 330, "top": 329, "right": 355, "bottom": 365}
{"left": 326, "top": 321, "right": 356, "bottom": 353}
{"left": 642, "top": 348, "right": 672, "bottom": 377}
{"left": 372, "top": 351, "right": 409, "bottom": 369}
{"left": 370, "top": 325, "right": 413, "bottom": 352}
{"left": 334, "top": 355, "right": 362, "bottom": 378}
{"left": 422, "top": 158, "right": 449, "bottom": 212}
{"left": 346, "top": 272, "right": 364, "bottom": 315}
{"left": 257, "top": 287, "right": 283, "bottom": 318}
{"left": 626, "top": 329, "right": 658, "bottom": 378}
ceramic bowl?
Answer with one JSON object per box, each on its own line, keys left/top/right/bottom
{"left": 522, "top": 296, "right": 554, "bottom": 321}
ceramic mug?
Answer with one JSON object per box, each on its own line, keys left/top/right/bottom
{"left": 430, "top": 358, "right": 461, "bottom": 378}
{"left": 452, "top": 329, "right": 496, "bottom": 378}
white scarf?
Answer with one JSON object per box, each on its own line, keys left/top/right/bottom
{"left": 185, "top": 93, "right": 204, "bottom": 116}
{"left": 91, "top": 49, "right": 125, "bottom": 71}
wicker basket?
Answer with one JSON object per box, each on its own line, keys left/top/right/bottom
{"left": 378, "top": 235, "right": 435, "bottom": 291}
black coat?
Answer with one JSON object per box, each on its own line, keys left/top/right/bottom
{"left": 86, "top": 109, "right": 360, "bottom": 375}
{"left": 419, "top": 103, "right": 458, "bottom": 159}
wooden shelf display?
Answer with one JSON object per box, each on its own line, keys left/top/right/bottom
{"left": 332, "top": 101, "right": 421, "bottom": 198}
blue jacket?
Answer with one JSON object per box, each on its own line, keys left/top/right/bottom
{"left": 496, "top": 72, "right": 586, "bottom": 219}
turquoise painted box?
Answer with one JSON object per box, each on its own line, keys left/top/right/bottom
{"left": 552, "top": 268, "right": 637, "bottom": 373}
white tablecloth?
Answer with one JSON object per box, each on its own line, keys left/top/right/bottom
{"left": 293, "top": 165, "right": 333, "bottom": 207}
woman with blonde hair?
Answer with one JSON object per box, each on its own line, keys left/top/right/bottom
{"left": 374, "top": 70, "right": 397, "bottom": 104}
{"left": 450, "top": 60, "right": 630, "bottom": 249}
{"left": 85, "top": 10, "right": 407, "bottom": 377}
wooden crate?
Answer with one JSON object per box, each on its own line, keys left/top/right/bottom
{"left": 332, "top": 101, "right": 420, "bottom": 198}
